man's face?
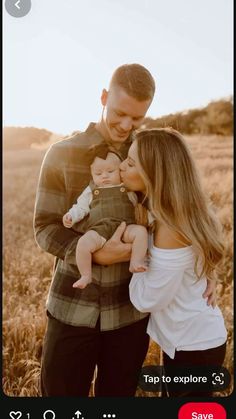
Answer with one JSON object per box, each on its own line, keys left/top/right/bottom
{"left": 100, "top": 86, "right": 152, "bottom": 144}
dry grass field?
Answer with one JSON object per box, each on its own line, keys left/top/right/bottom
{"left": 3, "top": 134, "right": 233, "bottom": 397}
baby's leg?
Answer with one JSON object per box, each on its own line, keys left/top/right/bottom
{"left": 73, "top": 230, "right": 106, "bottom": 289}
{"left": 123, "top": 224, "right": 148, "bottom": 273}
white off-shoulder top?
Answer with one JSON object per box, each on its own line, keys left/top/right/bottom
{"left": 129, "top": 244, "right": 227, "bottom": 359}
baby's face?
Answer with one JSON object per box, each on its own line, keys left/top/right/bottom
{"left": 91, "top": 152, "right": 121, "bottom": 187}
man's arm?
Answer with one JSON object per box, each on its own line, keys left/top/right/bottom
{"left": 33, "top": 144, "right": 81, "bottom": 266}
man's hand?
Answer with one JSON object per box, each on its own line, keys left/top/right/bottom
{"left": 93, "top": 222, "right": 132, "bottom": 265}
{"left": 202, "top": 278, "right": 217, "bottom": 308}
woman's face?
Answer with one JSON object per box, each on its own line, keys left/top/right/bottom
{"left": 120, "top": 141, "right": 146, "bottom": 193}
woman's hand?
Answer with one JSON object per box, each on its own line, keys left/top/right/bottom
{"left": 202, "top": 278, "right": 217, "bottom": 308}
{"left": 93, "top": 222, "right": 132, "bottom": 265}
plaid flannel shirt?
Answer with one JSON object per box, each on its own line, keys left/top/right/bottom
{"left": 33, "top": 123, "right": 148, "bottom": 329}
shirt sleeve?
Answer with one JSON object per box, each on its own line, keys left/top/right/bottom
{"left": 129, "top": 247, "right": 194, "bottom": 312}
{"left": 33, "top": 143, "right": 82, "bottom": 267}
{"left": 68, "top": 186, "right": 92, "bottom": 224}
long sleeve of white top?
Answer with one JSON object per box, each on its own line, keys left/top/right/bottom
{"left": 68, "top": 186, "right": 92, "bottom": 225}
{"left": 129, "top": 245, "right": 195, "bottom": 313}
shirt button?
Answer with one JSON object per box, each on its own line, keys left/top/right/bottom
{"left": 94, "top": 189, "right": 100, "bottom": 195}
{"left": 120, "top": 186, "right": 126, "bottom": 192}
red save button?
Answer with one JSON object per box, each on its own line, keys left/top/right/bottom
{"left": 179, "top": 403, "right": 226, "bottom": 419}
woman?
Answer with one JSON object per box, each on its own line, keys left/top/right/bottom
{"left": 120, "top": 127, "right": 227, "bottom": 397}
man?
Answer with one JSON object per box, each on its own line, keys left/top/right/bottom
{"left": 34, "top": 63, "right": 214, "bottom": 397}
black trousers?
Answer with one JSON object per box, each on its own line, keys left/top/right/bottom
{"left": 163, "top": 342, "right": 227, "bottom": 397}
{"left": 41, "top": 312, "right": 150, "bottom": 397}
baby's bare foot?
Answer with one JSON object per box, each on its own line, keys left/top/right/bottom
{"left": 72, "top": 276, "right": 91, "bottom": 289}
{"left": 129, "top": 260, "right": 148, "bottom": 273}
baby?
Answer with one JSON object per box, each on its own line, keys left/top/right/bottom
{"left": 63, "top": 145, "right": 148, "bottom": 289}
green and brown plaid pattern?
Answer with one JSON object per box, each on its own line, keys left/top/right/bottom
{"left": 78, "top": 182, "right": 136, "bottom": 240}
{"left": 33, "top": 123, "right": 148, "bottom": 329}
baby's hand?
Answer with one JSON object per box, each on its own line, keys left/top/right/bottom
{"left": 63, "top": 213, "right": 73, "bottom": 228}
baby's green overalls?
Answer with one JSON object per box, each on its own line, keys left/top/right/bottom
{"left": 82, "top": 182, "right": 136, "bottom": 240}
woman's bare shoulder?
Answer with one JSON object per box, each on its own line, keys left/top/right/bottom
{"left": 154, "top": 222, "right": 191, "bottom": 249}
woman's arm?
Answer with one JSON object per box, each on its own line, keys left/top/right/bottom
{"left": 155, "top": 223, "right": 217, "bottom": 307}
{"left": 129, "top": 265, "right": 185, "bottom": 313}
{"left": 130, "top": 224, "right": 216, "bottom": 312}
{"left": 129, "top": 223, "right": 190, "bottom": 312}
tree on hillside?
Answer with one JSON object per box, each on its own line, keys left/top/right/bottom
{"left": 205, "top": 99, "right": 233, "bottom": 135}
{"left": 142, "top": 97, "right": 233, "bottom": 135}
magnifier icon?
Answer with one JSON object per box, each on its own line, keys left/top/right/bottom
{"left": 43, "top": 410, "right": 56, "bottom": 419}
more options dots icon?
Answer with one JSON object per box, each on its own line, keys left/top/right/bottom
{"left": 102, "top": 415, "right": 116, "bottom": 418}
{"left": 5, "top": 0, "right": 31, "bottom": 18}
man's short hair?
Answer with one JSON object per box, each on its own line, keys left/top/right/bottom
{"left": 109, "top": 63, "right": 156, "bottom": 101}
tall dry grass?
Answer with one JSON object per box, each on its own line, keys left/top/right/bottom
{"left": 3, "top": 135, "right": 233, "bottom": 397}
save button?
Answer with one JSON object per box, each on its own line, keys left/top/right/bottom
{"left": 178, "top": 403, "right": 226, "bottom": 419}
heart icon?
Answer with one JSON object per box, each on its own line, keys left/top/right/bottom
{"left": 9, "top": 412, "right": 22, "bottom": 419}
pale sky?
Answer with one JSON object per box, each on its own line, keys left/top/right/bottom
{"left": 3, "top": 0, "right": 233, "bottom": 136}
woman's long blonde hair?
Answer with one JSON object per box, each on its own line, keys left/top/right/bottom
{"left": 135, "top": 127, "right": 225, "bottom": 280}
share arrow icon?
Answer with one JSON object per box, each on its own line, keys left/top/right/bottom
{"left": 72, "top": 411, "right": 84, "bottom": 419}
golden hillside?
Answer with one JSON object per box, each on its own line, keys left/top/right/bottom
{"left": 3, "top": 132, "right": 233, "bottom": 397}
